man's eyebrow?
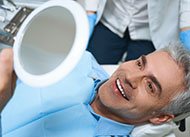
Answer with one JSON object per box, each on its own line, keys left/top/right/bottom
{"left": 141, "top": 55, "right": 147, "bottom": 67}
{"left": 142, "top": 55, "right": 162, "bottom": 93}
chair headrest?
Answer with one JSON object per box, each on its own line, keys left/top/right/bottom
{"left": 173, "top": 112, "right": 190, "bottom": 122}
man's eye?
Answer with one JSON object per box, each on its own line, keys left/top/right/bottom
{"left": 136, "top": 60, "right": 142, "bottom": 69}
{"left": 146, "top": 82, "right": 155, "bottom": 94}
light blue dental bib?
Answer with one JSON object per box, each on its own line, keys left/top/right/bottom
{"left": 2, "top": 51, "right": 108, "bottom": 137}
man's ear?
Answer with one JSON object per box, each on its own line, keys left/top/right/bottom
{"left": 149, "top": 114, "right": 175, "bottom": 124}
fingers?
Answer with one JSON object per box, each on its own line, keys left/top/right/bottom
{"left": 0, "top": 48, "right": 13, "bottom": 88}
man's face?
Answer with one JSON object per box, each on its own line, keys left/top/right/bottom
{"left": 92, "top": 51, "right": 185, "bottom": 124}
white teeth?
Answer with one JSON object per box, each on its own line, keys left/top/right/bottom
{"left": 116, "top": 79, "right": 126, "bottom": 97}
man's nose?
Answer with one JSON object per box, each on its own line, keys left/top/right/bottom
{"left": 126, "top": 71, "right": 144, "bottom": 89}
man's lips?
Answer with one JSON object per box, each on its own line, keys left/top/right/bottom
{"left": 115, "top": 78, "right": 130, "bottom": 101}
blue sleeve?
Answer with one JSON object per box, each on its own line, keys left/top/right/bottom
{"left": 180, "top": 29, "right": 190, "bottom": 50}
{"left": 87, "top": 14, "right": 97, "bottom": 37}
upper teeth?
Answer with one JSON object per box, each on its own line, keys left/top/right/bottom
{"left": 116, "top": 79, "right": 126, "bottom": 97}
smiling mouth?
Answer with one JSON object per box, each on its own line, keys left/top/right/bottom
{"left": 116, "top": 78, "right": 129, "bottom": 101}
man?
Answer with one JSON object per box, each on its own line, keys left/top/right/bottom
{"left": 1, "top": 42, "right": 190, "bottom": 137}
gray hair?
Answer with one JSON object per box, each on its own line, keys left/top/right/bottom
{"left": 159, "top": 42, "right": 190, "bottom": 121}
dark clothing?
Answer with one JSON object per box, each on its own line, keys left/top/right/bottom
{"left": 87, "top": 22, "right": 155, "bottom": 64}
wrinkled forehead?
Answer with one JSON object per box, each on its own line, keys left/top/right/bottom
{"left": 147, "top": 51, "right": 180, "bottom": 70}
{"left": 146, "top": 51, "right": 185, "bottom": 93}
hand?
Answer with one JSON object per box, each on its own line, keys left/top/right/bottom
{"left": 180, "top": 28, "right": 190, "bottom": 50}
{"left": 87, "top": 12, "right": 97, "bottom": 36}
{"left": 0, "top": 48, "right": 16, "bottom": 112}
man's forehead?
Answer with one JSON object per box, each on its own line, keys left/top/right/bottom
{"left": 147, "top": 51, "right": 177, "bottom": 65}
{"left": 147, "top": 51, "right": 183, "bottom": 73}
{"left": 147, "top": 51, "right": 169, "bottom": 57}
{"left": 146, "top": 51, "right": 184, "bottom": 89}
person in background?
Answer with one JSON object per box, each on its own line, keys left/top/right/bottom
{"left": 81, "top": 0, "right": 190, "bottom": 64}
